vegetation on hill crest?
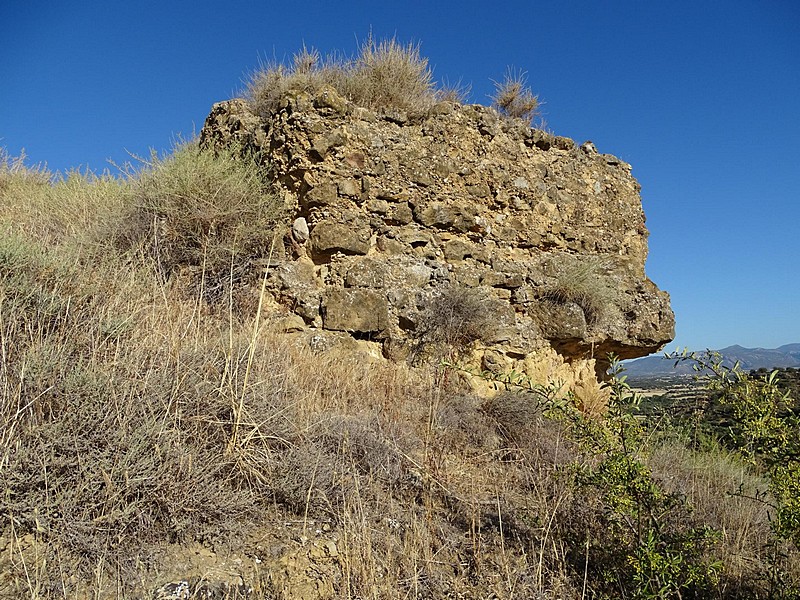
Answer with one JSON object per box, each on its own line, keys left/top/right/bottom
{"left": 246, "top": 35, "right": 540, "bottom": 123}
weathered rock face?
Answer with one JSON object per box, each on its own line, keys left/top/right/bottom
{"left": 199, "top": 89, "right": 674, "bottom": 373}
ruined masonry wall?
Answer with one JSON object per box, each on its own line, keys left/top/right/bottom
{"left": 199, "top": 88, "right": 674, "bottom": 377}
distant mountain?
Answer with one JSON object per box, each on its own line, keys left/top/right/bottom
{"left": 623, "top": 344, "right": 800, "bottom": 377}
{"left": 778, "top": 343, "right": 800, "bottom": 356}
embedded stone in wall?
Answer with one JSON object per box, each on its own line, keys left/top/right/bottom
{"left": 345, "top": 258, "right": 390, "bottom": 288}
{"left": 310, "top": 221, "right": 371, "bottom": 256}
{"left": 322, "top": 288, "right": 389, "bottom": 333}
{"left": 302, "top": 183, "right": 338, "bottom": 207}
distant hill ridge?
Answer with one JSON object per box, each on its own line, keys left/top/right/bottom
{"left": 624, "top": 343, "right": 800, "bottom": 377}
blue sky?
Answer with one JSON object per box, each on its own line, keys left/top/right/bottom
{"left": 1, "top": 1, "right": 798, "bottom": 352}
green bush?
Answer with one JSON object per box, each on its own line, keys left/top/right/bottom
{"left": 466, "top": 360, "right": 722, "bottom": 598}
{"left": 670, "top": 351, "right": 800, "bottom": 551}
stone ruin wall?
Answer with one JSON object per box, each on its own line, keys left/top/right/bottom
{"left": 199, "top": 86, "right": 674, "bottom": 397}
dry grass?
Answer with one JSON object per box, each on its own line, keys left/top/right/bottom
{"left": 247, "top": 38, "right": 539, "bottom": 126}
{"left": 543, "top": 255, "right": 618, "bottom": 325}
{"left": 0, "top": 149, "right": 49, "bottom": 194}
{"left": 650, "top": 436, "right": 800, "bottom": 597}
{"left": 1, "top": 147, "right": 798, "bottom": 598}
{"left": 247, "top": 35, "right": 444, "bottom": 118}
{"left": 0, "top": 149, "right": 126, "bottom": 247}
{"left": 0, "top": 227, "right": 579, "bottom": 597}
{"left": 491, "top": 69, "right": 540, "bottom": 124}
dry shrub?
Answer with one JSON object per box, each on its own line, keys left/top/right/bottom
{"left": 571, "top": 360, "right": 612, "bottom": 415}
{"left": 0, "top": 188, "right": 298, "bottom": 588}
{"left": 203, "top": 339, "right": 432, "bottom": 527}
{"left": 436, "top": 77, "right": 472, "bottom": 104}
{"left": 323, "top": 414, "right": 409, "bottom": 485}
{"left": 491, "top": 68, "right": 540, "bottom": 123}
{"left": 115, "top": 142, "right": 285, "bottom": 292}
{"left": 414, "top": 284, "right": 501, "bottom": 361}
{"left": 0, "top": 233, "right": 119, "bottom": 373}
{"left": 246, "top": 45, "right": 338, "bottom": 116}
{"left": 0, "top": 148, "right": 49, "bottom": 192}
{"left": 479, "top": 390, "right": 578, "bottom": 471}
{"left": 0, "top": 252, "right": 259, "bottom": 583}
{"left": 482, "top": 390, "right": 544, "bottom": 443}
{"left": 247, "top": 39, "right": 540, "bottom": 124}
{"left": 247, "top": 35, "right": 440, "bottom": 117}
{"left": 436, "top": 393, "right": 499, "bottom": 449}
{"left": 4, "top": 376, "right": 257, "bottom": 557}
{"left": 244, "top": 412, "right": 415, "bottom": 518}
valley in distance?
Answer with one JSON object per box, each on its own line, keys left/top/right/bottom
{"left": 625, "top": 343, "right": 800, "bottom": 416}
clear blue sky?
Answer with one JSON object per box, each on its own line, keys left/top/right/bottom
{"left": 2, "top": 1, "right": 798, "bottom": 352}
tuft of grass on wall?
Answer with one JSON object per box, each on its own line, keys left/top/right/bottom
{"left": 491, "top": 68, "right": 540, "bottom": 124}
{"left": 246, "top": 35, "right": 442, "bottom": 118}
{"left": 543, "top": 256, "right": 618, "bottom": 325}
{"left": 343, "top": 35, "right": 436, "bottom": 114}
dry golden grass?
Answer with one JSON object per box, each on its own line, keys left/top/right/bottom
{"left": 0, "top": 235, "right": 579, "bottom": 597}
{"left": 491, "top": 69, "right": 540, "bottom": 124}
{"left": 0, "top": 150, "right": 126, "bottom": 248}
{"left": 246, "top": 35, "right": 443, "bottom": 118}
{"left": 246, "top": 37, "right": 539, "bottom": 128}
